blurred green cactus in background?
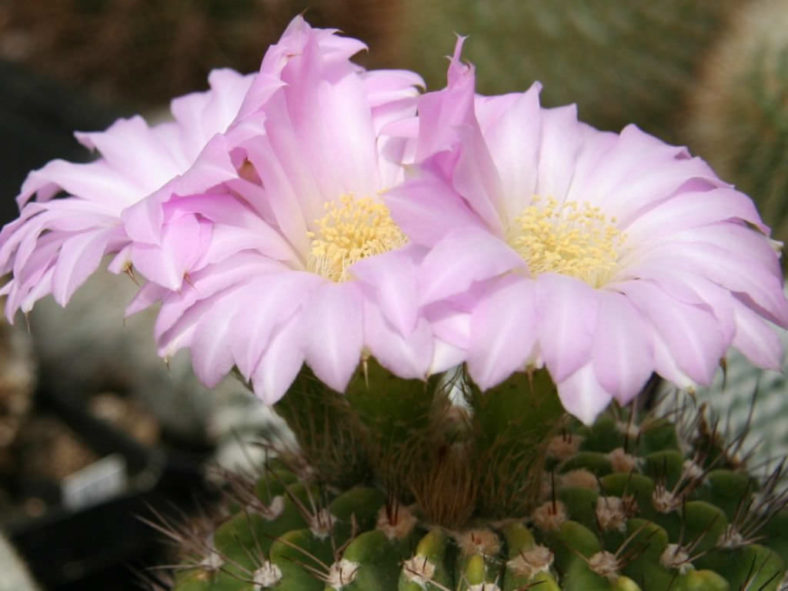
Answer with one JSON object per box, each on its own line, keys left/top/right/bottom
{"left": 391, "top": 0, "right": 740, "bottom": 141}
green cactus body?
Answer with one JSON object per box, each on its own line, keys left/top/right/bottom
{"left": 168, "top": 366, "right": 787, "bottom": 590}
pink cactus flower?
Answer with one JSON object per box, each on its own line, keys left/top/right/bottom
{"left": 119, "top": 18, "right": 449, "bottom": 403}
{"left": 0, "top": 66, "right": 256, "bottom": 317}
{"left": 386, "top": 40, "right": 788, "bottom": 423}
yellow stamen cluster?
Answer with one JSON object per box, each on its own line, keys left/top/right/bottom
{"left": 308, "top": 195, "right": 406, "bottom": 282}
{"left": 507, "top": 196, "right": 625, "bottom": 288}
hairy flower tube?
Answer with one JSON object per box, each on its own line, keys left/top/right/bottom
{"left": 385, "top": 40, "right": 788, "bottom": 423}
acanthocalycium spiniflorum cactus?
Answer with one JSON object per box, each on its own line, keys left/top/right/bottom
{"left": 167, "top": 366, "right": 788, "bottom": 591}
{"left": 1, "top": 14, "right": 788, "bottom": 591}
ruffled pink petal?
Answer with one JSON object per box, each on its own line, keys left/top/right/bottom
{"left": 731, "top": 302, "right": 783, "bottom": 370}
{"left": 385, "top": 172, "right": 485, "bottom": 246}
{"left": 154, "top": 254, "right": 285, "bottom": 351}
{"left": 130, "top": 214, "right": 213, "bottom": 290}
{"left": 350, "top": 246, "right": 422, "bottom": 335}
{"left": 620, "top": 280, "right": 725, "bottom": 385}
{"left": 17, "top": 158, "right": 139, "bottom": 209}
{"left": 536, "top": 274, "right": 599, "bottom": 383}
{"left": 418, "top": 227, "right": 524, "bottom": 305}
{"left": 228, "top": 272, "right": 323, "bottom": 377}
{"left": 74, "top": 116, "right": 185, "bottom": 194}
{"left": 556, "top": 364, "right": 614, "bottom": 425}
{"left": 190, "top": 294, "right": 238, "bottom": 387}
{"left": 534, "top": 104, "right": 585, "bottom": 202}
{"left": 477, "top": 85, "right": 543, "bottom": 223}
{"left": 302, "top": 281, "right": 364, "bottom": 392}
{"left": 467, "top": 276, "right": 538, "bottom": 389}
{"left": 363, "top": 300, "right": 434, "bottom": 379}
{"left": 414, "top": 38, "right": 476, "bottom": 163}
{"left": 591, "top": 291, "right": 653, "bottom": 404}
{"left": 170, "top": 68, "right": 256, "bottom": 157}
{"left": 623, "top": 187, "right": 767, "bottom": 242}
{"left": 52, "top": 228, "right": 117, "bottom": 306}
{"left": 251, "top": 313, "right": 306, "bottom": 405}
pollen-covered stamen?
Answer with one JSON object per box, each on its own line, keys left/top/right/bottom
{"left": 308, "top": 195, "right": 407, "bottom": 282}
{"left": 508, "top": 196, "right": 625, "bottom": 288}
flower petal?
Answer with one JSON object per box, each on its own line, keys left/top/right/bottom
{"left": 418, "top": 226, "right": 524, "bottom": 305}
{"left": 467, "top": 277, "right": 538, "bottom": 389}
{"left": 536, "top": 274, "right": 599, "bottom": 383}
{"left": 302, "top": 281, "right": 364, "bottom": 392}
{"left": 556, "top": 364, "right": 613, "bottom": 425}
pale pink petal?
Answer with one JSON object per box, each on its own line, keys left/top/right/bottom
{"left": 190, "top": 296, "right": 238, "bottom": 387}
{"left": 478, "top": 85, "right": 543, "bottom": 222}
{"left": 731, "top": 303, "right": 783, "bottom": 370}
{"left": 350, "top": 246, "right": 422, "bottom": 335}
{"left": 251, "top": 314, "right": 306, "bottom": 405}
{"left": 414, "top": 38, "right": 475, "bottom": 163}
{"left": 418, "top": 227, "right": 524, "bottom": 305}
{"left": 52, "top": 228, "right": 116, "bottom": 306}
{"left": 592, "top": 291, "right": 653, "bottom": 404}
{"left": 556, "top": 364, "right": 614, "bottom": 425}
{"left": 536, "top": 274, "right": 599, "bottom": 383}
{"left": 467, "top": 277, "right": 538, "bottom": 389}
{"left": 534, "top": 104, "right": 584, "bottom": 202}
{"left": 620, "top": 280, "right": 725, "bottom": 385}
{"left": 363, "top": 300, "right": 434, "bottom": 379}
{"left": 385, "top": 172, "right": 485, "bottom": 246}
{"left": 302, "top": 282, "right": 364, "bottom": 392}
{"left": 229, "top": 272, "right": 323, "bottom": 377}
{"left": 430, "top": 339, "right": 466, "bottom": 374}
{"left": 623, "top": 187, "right": 767, "bottom": 241}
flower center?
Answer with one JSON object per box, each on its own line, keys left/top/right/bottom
{"left": 507, "top": 196, "right": 624, "bottom": 288}
{"left": 307, "top": 195, "right": 406, "bottom": 282}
